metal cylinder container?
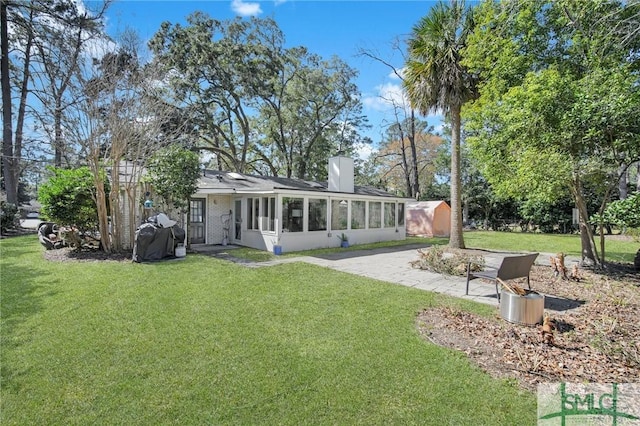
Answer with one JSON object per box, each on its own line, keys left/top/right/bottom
{"left": 500, "top": 289, "right": 544, "bottom": 326}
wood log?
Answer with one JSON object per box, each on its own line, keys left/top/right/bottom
{"left": 511, "top": 283, "right": 527, "bottom": 296}
{"left": 497, "top": 277, "right": 517, "bottom": 294}
{"left": 540, "top": 315, "right": 555, "bottom": 345}
{"left": 570, "top": 264, "right": 581, "bottom": 282}
{"left": 551, "top": 252, "right": 568, "bottom": 280}
{"left": 550, "top": 256, "right": 557, "bottom": 276}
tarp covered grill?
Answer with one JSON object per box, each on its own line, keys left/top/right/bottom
{"left": 132, "top": 216, "right": 185, "bottom": 262}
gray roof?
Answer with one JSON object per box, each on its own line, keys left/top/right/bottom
{"left": 198, "top": 170, "right": 399, "bottom": 198}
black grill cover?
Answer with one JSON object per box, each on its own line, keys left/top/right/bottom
{"left": 132, "top": 223, "right": 186, "bottom": 262}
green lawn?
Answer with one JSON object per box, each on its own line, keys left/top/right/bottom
{"left": 1, "top": 236, "right": 535, "bottom": 425}
{"left": 463, "top": 230, "right": 638, "bottom": 263}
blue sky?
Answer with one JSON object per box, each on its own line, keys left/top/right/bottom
{"left": 104, "top": 0, "right": 443, "bottom": 156}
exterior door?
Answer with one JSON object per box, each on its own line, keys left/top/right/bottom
{"left": 189, "top": 198, "right": 205, "bottom": 244}
{"left": 234, "top": 199, "right": 242, "bottom": 241}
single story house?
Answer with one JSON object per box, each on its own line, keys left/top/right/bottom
{"left": 406, "top": 200, "right": 451, "bottom": 238}
{"left": 189, "top": 156, "right": 409, "bottom": 253}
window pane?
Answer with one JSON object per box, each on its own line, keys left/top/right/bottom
{"left": 331, "top": 200, "right": 348, "bottom": 230}
{"left": 190, "top": 200, "right": 203, "bottom": 223}
{"left": 282, "top": 197, "right": 303, "bottom": 232}
{"left": 253, "top": 197, "right": 259, "bottom": 230}
{"left": 261, "top": 197, "right": 275, "bottom": 232}
{"left": 247, "top": 198, "right": 254, "bottom": 230}
{"left": 308, "top": 199, "right": 327, "bottom": 231}
{"left": 384, "top": 202, "right": 395, "bottom": 228}
{"left": 351, "top": 201, "right": 366, "bottom": 229}
{"left": 368, "top": 202, "right": 381, "bottom": 228}
{"left": 398, "top": 203, "right": 405, "bottom": 226}
{"left": 269, "top": 197, "right": 275, "bottom": 231}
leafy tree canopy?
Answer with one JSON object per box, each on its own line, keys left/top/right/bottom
{"left": 462, "top": 0, "right": 640, "bottom": 264}
{"left": 149, "top": 14, "right": 366, "bottom": 180}
{"left": 146, "top": 145, "right": 201, "bottom": 213}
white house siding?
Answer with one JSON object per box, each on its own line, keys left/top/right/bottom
{"left": 205, "top": 195, "right": 232, "bottom": 245}
{"left": 197, "top": 192, "right": 407, "bottom": 253}
{"left": 278, "top": 227, "right": 403, "bottom": 253}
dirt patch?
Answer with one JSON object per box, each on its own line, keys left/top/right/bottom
{"left": 417, "top": 263, "right": 640, "bottom": 391}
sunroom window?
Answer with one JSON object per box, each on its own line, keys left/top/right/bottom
{"left": 308, "top": 198, "right": 327, "bottom": 231}
{"left": 331, "top": 199, "right": 348, "bottom": 230}
{"left": 368, "top": 201, "right": 381, "bottom": 228}
{"left": 282, "top": 197, "right": 303, "bottom": 232}
{"left": 384, "top": 202, "right": 396, "bottom": 228}
{"left": 351, "top": 200, "right": 366, "bottom": 229}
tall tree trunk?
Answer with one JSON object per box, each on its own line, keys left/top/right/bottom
{"left": 109, "top": 162, "right": 123, "bottom": 252}
{"left": 2, "top": 1, "right": 33, "bottom": 205}
{"left": 89, "top": 142, "right": 112, "bottom": 253}
{"left": 397, "top": 129, "right": 412, "bottom": 197}
{"left": 95, "top": 182, "right": 111, "bottom": 254}
{"left": 1, "top": 1, "right": 16, "bottom": 204}
{"left": 393, "top": 109, "right": 414, "bottom": 198}
{"left": 449, "top": 105, "right": 465, "bottom": 249}
{"left": 571, "top": 175, "right": 600, "bottom": 267}
{"left": 618, "top": 164, "right": 628, "bottom": 199}
{"left": 54, "top": 104, "right": 63, "bottom": 167}
{"left": 409, "top": 109, "right": 420, "bottom": 199}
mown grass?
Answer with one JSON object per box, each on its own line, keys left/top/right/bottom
{"left": 1, "top": 236, "right": 535, "bottom": 425}
{"left": 464, "top": 230, "right": 638, "bottom": 263}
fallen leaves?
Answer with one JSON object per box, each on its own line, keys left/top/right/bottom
{"left": 417, "top": 264, "right": 640, "bottom": 391}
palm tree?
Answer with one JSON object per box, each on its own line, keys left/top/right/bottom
{"left": 404, "top": 0, "right": 477, "bottom": 249}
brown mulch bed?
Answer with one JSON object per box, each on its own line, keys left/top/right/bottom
{"left": 43, "top": 246, "right": 132, "bottom": 262}
{"left": 417, "top": 262, "right": 640, "bottom": 391}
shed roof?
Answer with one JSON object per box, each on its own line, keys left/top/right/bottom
{"left": 406, "top": 200, "right": 450, "bottom": 209}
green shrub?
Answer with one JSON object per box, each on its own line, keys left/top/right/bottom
{"left": 592, "top": 193, "right": 640, "bottom": 238}
{"left": 38, "top": 167, "right": 106, "bottom": 239}
{"left": 1, "top": 202, "right": 19, "bottom": 231}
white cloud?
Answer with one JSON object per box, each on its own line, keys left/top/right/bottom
{"left": 354, "top": 141, "right": 374, "bottom": 162}
{"left": 231, "top": 0, "right": 262, "bottom": 17}
{"left": 387, "top": 67, "right": 406, "bottom": 81}
{"left": 362, "top": 82, "right": 409, "bottom": 112}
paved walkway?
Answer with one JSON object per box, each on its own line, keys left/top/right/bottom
{"left": 192, "top": 244, "right": 581, "bottom": 310}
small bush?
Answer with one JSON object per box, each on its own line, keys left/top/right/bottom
{"left": 38, "top": 166, "right": 101, "bottom": 234}
{"left": 1, "top": 202, "right": 19, "bottom": 232}
{"left": 411, "top": 245, "right": 485, "bottom": 276}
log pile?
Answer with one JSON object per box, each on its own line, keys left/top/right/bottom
{"left": 497, "top": 277, "right": 526, "bottom": 296}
